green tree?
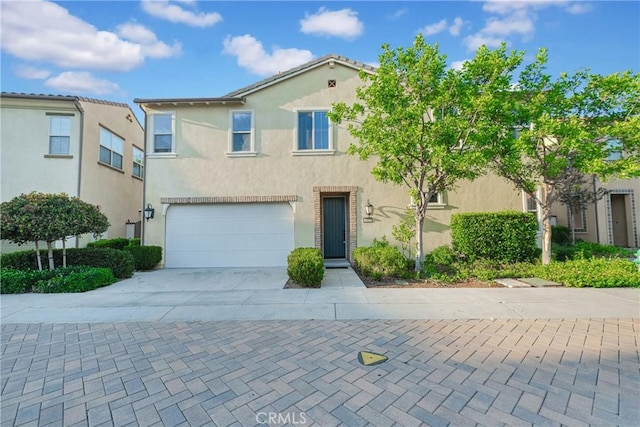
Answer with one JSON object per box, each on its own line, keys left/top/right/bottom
{"left": 491, "top": 49, "right": 640, "bottom": 264}
{"left": 329, "top": 35, "right": 523, "bottom": 270}
{"left": 1, "top": 192, "right": 109, "bottom": 269}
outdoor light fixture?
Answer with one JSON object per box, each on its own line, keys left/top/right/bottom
{"left": 364, "top": 200, "right": 374, "bottom": 223}
{"left": 143, "top": 203, "right": 155, "bottom": 221}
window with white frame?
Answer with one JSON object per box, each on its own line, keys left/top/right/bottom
{"left": 568, "top": 194, "right": 587, "bottom": 232}
{"left": 297, "top": 111, "right": 331, "bottom": 150}
{"left": 151, "top": 113, "right": 174, "bottom": 153}
{"left": 429, "top": 192, "right": 444, "bottom": 205}
{"left": 133, "top": 147, "right": 144, "bottom": 178}
{"left": 606, "top": 139, "right": 622, "bottom": 161}
{"left": 230, "top": 111, "right": 254, "bottom": 152}
{"left": 99, "top": 126, "right": 124, "bottom": 169}
{"left": 49, "top": 116, "right": 71, "bottom": 154}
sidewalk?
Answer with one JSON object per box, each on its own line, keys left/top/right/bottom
{"left": 2, "top": 267, "right": 638, "bottom": 323}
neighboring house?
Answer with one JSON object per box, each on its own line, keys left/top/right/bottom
{"left": 135, "top": 54, "right": 525, "bottom": 268}
{"left": 1, "top": 92, "right": 144, "bottom": 253}
{"left": 550, "top": 177, "right": 639, "bottom": 248}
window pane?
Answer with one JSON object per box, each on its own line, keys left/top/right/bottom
{"left": 133, "top": 147, "right": 144, "bottom": 164}
{"left": 49, "top": 136, "right": 70, "bottom": 154}
{"left": 100, "top": 127, "right": 111, "bottom": 149}
{"left": 100, "top": 146, "right": 111, "bottom": 164}
{"left": 112, "top": 135, "right": 124, "bottom": 155}
{"left": 606, "top": 139, "right": 622, "bottom": 161}
{"left": 233, "top": 134, "right": 251, "bottom": 152}
{"left": 154, "top": 135, "right": 172, "bottom": 152}
{"left": 232, "top": 112, "right": 252, "bottom": 132}
{"left": 298, "top": 112, "right": 312, "bottom": 150}
{"left": 112, "top": 153, "right": 123, "bottom": 169}
{"left": 50, "top": 117, "right": 71, "bottom": 136}
{"left": 154, "top": 114, "right": 172, "bottom": 134}
{"left": 429, "top": 193, "right": 439, "bottom": 203}
{"left": 314, "top": 112, "right": 329, "bottom": 149}
{"left": 133, "top": 163, "right": 142, "bottom": 177}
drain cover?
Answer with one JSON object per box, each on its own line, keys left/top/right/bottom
{"left": 357, "top": 351, "right": 388, "bottom": 366}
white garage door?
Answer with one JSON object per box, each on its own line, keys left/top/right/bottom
{"left": 165, "top": 203, "right": 294, "bottom": 268}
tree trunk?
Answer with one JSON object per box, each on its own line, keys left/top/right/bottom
{"left": 414, "top": 214, "right": 425, "bottom": 272}
{"left": 46, "top": 241, "right": 55, "bottom": 270}
{"left": 62, "top": 239, "right": 67, "bottom": 268}
{"left": 541, "top": 206, "right": 552, "bottom": 265}
{"left": 569, "top": 206, "right": 576, "bottom": 245}
{"left": 34, "top": 241, "right": 43, "bottom": 271}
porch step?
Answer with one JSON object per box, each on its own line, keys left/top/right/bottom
{"left": 518, "top": 277, "right": 563, "bottom": 287}
{"left": 324, "top": 259, "right": 351, "bottom": 269}
{"left": 494, "top": 278, "right": 531, "bottom": 288}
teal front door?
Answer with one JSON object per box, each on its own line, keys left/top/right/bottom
{"left": 323, "top": 197, "right": 346, "bottom": 258}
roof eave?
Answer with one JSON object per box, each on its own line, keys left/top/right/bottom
{"left": 134, "top": 97, "right": 246, "bottom": 107}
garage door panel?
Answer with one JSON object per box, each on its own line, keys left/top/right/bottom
{"left": 165, "top": 203, "right": 294, "bottom": 268}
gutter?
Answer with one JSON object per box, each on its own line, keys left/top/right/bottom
{"left": 137, "top": 102, "right": 148, "bottom": 245}
{"left": 74, "top": 98, "right": 85, "bottom": 248}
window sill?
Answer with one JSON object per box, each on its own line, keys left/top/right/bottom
{"left": 148, "top": 153, "right": 177, "bottom": 159}
{"left": 44, "top": 154, "right": 73, "bottom": 159}
{"left": 292, "top": 149, "right": 336, "bottom": 156}
{"left": 97, "top": 161, "right": 125, "bottom": 174}
{"left": 226, "top": 151, "right": 258, "bottom": 158}
{"left": 132, "top": 175, "right": 143, "bottom": 182}
{"left": 426, "top": 204, "right": 446, "bottom": 210}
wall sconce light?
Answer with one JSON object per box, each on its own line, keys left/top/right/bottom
{"left": 364, "top": 200, "right": 374, "bottom": 223}
{"left": 143, "top": 203, "right": 155, "bottom": 221}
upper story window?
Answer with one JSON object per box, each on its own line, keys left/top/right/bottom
{"left": 229, "top": 110, "right": 255, "bottom": 154}
{"left": 606, "top": 139, "right": 622, "bottom": 161}
{"left": 151, "top": 113, "right": 174, "bottom": 153}
{"left": 49, "top": 116, "right": 71, "bottom": 154}
{"left": 296, "top": 110, "right": 332, "bottom": 151}
{"left": 99, "top": 126, "right": 124, "bottom": 169}
{"left": 133, "top": 146, "right": 144, "bottom": 178}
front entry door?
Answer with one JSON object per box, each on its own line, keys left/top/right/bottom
{"left": 323, "top": 197, "right": 346, "bottom": 258}
{"left": 611, "top": 194, "right": 629, "bottom": 247}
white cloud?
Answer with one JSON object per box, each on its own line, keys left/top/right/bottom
{"left": 388, "top": 8, "right": 407, "bottom": 20}
{"left": 300, "top": 8, "right": 364, "bottom": 40}
{"left": 223, "top": 35, "right": 314, "bottom": 76}
{"left": 0, "top": 0, "right": 180, "bottom": 72}
{"left": 14, "top": 65, "right": 51, "bottom": 80}
{"left": 564, "top": 2, "right": 593, "bottom": 14}
{"left": 463, "top": 34, "right": 505, "bottom": 51}
{"left": 483, "top": 12, "right": 535, "bottom": 37}
{"left": 449, "top": 17, "right": 464, "bottom": 36}
{"left": 116, "top": 22, "right": 182, "bottom": 58}
{"left": 45, "top": 71, "right": 121, "bottom": 95}
{"left": 141, "top": 0, "right": 222, "bottom": 27}
{"left": 420, "top": 19, "right": 448, "bottom": 36}
{"left": 450, "top": 59, "right": 470, "bottom": 71}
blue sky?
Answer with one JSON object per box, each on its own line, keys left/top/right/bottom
{"left": 1, "top": 0, "right": 638, "bottom": 108}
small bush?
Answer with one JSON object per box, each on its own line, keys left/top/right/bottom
{"left": 552, "top": 243, "right": 576, "bottom": 261}
{"left": 573, "top": 241, "right": 632, "bottom": 259}
{"left": 551, "top": 226, "right": 571, "bottom": 245}
{"left": 0, "top": 248, "right": 134, "bottom": 279}
{"left": 128, "top": 238, "right": 141, "bottom": 247}
{"left": 426, "top": 245, "right": 457, "bottom": 267}
{"left": 86, "top": 238, "right": 131, "bottom": 250}
{"left": 451, "top": 211, "right": 538, "bottom": 263}
{"left": 354, "top": 243, "right": 408, "bottom": 280}
{"left": 532, "top": 258, "right": 640, "bottom": 288}
{"left": 124, "top": 245, "right": 162, "bottom": 270}
{"left": 0, "top": 269, "right": 44, "bottom": 294}
{"left": 287, "top": 248, "right": 324, "bottom": 287}
{"left": 34, "top": 267, "right": 115, "bottom": 293}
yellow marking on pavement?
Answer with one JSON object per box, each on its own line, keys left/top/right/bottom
{"left": 358, "top": 351, "right": 388, "bottom": 366}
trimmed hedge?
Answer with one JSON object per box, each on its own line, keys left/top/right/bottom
{"left": 451, "top": 211, "right": 538, "bottom": 263}
{"left": 353, "top": 239, "right": 408, "bottom": 280}
{"left": 532, "top": 258, "right": 640, "bottom": 288}
{"left": 0, "top": 247, "right": 134, "bottom": 279}
{"left": 124, "top": 245, "right": 162, "bottom": 270}
{"left": 87, "top": 238, "right": 131, "bottom": 250}
{"left": 287, "top": 248, "right": 324, "bottom": 287}
{"left": 1, "top": 266, "right": 115, "bottom": 294}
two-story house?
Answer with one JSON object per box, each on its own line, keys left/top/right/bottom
{"left": 135, "top": 55, "right": 526, "bottom": 268}
{"left": 1, "top": 93, "right": 144, "bottom": 253}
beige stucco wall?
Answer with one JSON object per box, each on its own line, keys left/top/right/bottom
{"left": 78, "top": 101, "right": 144, "bottom": 246}
{"left": 142, "top": 62, "right": 523, "bottom": 264}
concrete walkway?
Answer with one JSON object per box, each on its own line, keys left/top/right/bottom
{"left": 1, "top": 267, "right": 638, "bottom": 323}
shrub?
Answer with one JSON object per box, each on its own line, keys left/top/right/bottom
{"left": 124, "top": 245, "right": 162, "bottom": 270}
{"left": 0, "top": 269, "right": 43, "bottom": 294}
{"left": 573, "top": 241, "right": 632, "bottom": 259}
{"left": 552, "top": 243, "right": 576, "bottom": 261}
{"left": 451, "top": 211, "right": 538, "bottom": 263}
{"left": 34, "top": 267, "right": 115, "bottom": 293}
{"left": 128, "top": 238, "right": 141, "bottom": 247}
{"left": 287, "top": 248, "right": 324, "bottom": 287}
{"left": 354, "top": 242, "right": 408, "bottom": 280}
{"left": 551, "top": 225, "right": 571, "bottom": 245}
{"left": 532, "top": 258, "right": 640, "bottom": 288}
{"left": 426, "top": 245, "right": 457, "bottom": 267}
{"left": 87, "top": 238, "right": 131, "bottom": 250}
{"left": 0, "top": 248, "right": 134, "bottom": 279}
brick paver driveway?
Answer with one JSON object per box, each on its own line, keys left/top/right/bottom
{"left": 2, "top": 318, "right": 638, "bottom": 426}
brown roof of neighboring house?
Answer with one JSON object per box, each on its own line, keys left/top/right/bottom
{"left": 0, "top": 92, "right": 132, "bottom": 109}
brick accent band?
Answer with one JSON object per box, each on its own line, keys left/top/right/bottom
{"left": 161, "top": 195, "right": 298, "bottom": 204}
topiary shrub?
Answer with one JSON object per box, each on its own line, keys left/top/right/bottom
{"left": 451, "top": 211, "right": 538, "bottom": 263}
{"left": 551, "top": 225, "right": 571, "bottom": 245}
{"left": 0, "top": 248, "right": 134, "bottom": 279}
{"left": 287, "top": 248, "right": 324, "bottom": 287}
{"left": 86, "top": 238, "right": 131, "bottom": 250}
{"left": 124, "top": 245, "right": 162, "bottom": 270}
{"left": 34, "top": 267, "right": 115, "bottom": 293}
{"left": 353, "top": 239, "right": 408, "bottom": 280}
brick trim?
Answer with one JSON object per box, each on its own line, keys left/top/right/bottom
{"left": 161, "top": 195, "right": 297, "bottom": 204}
{"left": 313, "top": 186, "right": 358, "bottom": 262}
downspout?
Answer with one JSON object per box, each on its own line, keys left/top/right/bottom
{"left": 138, "top": 103, "right": 148, "bottom": 245}
{"left": 74, "top": 98, "right": 85, "bottom": 248}
{"left": 592, "top": 175, "right": 600, "bottom": 243}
